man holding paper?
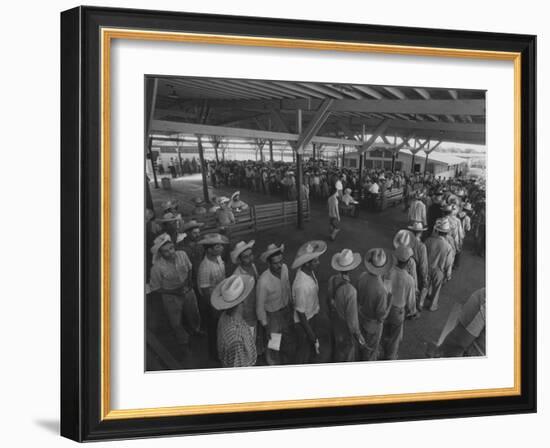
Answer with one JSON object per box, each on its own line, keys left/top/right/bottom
{"left": 256, "top": 243, "right": 293, "bottom": 365}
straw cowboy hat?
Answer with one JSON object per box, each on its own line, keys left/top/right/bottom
{"left": 395, "top": 245, "right": 414, "bottom": 263}
{"left": 151, "top": 233, "right": 172, "bottom": 262}
{"left": 182, "top": 220, "right": 205, "bottom": 232}
{"left": 434, "top": 218, "right": 451, "bottom": 233}
{"left": 344, "top": 188, "right": 352, "bottom": 194}
{"left": 197, "top": 233, "right": 230, "bottom": 246}
{"left": 156, "top": 211, "right": 181, "bottom": 223}
{"left": 331, "top": 249, "right": 361, "bottom": 272}
{"left": 260, "top": 243, "right": 285, "bottom": 263}
{"left": 230, "top": 191, "right": 241, "bottom": 201}
{"left": 217, "top": 196, "right": 230, "bottom": 205}
{"left": 230, "top": 240, "right": 255, "bottom": 264}
{"left": 393, "top": 229, "right": 414, "bottom": 249}
{"left": 378, "top": 173, "right": 386, "bottom": 180}
{"left": 408, "top": 221, "right": 428, "bottom": 232}
{"left": 364, "top": 248, "right": 394, "bottom": 276}
{"left": 291, "top": 240, "right": 327, "bottom": 269}
{"left": 210, "top": 274, "right": 255, "bottom": 311}
{"left": 463, "top": 202, "right": 473, "bottom": 211}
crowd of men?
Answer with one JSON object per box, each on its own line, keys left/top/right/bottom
{"left": 145, "top": 163, "right": 486, "bottom": 367}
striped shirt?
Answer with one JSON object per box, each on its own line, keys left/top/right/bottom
{"left": 197, "top": 256, "right": 225, "bottom": 291}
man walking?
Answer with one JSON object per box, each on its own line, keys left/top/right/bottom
{"left": 327, "top": 187, "right": 341, "bottom": 241}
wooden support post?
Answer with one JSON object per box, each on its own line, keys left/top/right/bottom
{"left": 147, "top": 137, "right": 159, "bottom": 189}
{"left": 341, "top": 144, "right": 346, "bottom": 168}
{"left": 296, "top": 109, "right": 304, "bottom": 230}
{"left": 196, "top": 135, "right": 210, "bottom": 204}
{"left": 269, "top": 139, "right": 274, "bottom": 162}
{"left": 312, "top": 143, "right": 316, "bottom": 161}
{"left": 424, "top": 140, "right": 431, "bottom": 176}
{"left": 177, "top": 147, "right": 184, "bottom": 175}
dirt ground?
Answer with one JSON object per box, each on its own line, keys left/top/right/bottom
{"left": 146, "top": 173, "right": 485, "bottom": 370}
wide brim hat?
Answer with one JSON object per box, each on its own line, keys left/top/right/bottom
{"left": 182, "top": 220, "right": 205, "bottom": 232}
{"left": 230, "top": 191, "right": 241, "bottom": 201}
{"left": 331, "top": 249, "right": 362, "bottom": 272}
{"left": 230, "top": 240, "right": 255, "bottom": 264}
{"left": 463, "top": 203, "right": 473, "bottom": 211}
{"left": 408, "top": 221, "right": 428, "bottom": 232}
{"left": 393, "top": 229, "right": 415, "bottom": 249}
{"left": 217, "top": 196, "right": 230, "bottom": 204}
{"left": 156, "top": 212, "right": 181, "bottom": 223}
{"left": 344, "top": 188, "right": 352, "bottom": 194}
{"left": 211, "top": 274, "right": 255, "bottom": 311}
{"left": 260, "top": 243, "right": 285, "bottom": 263}
{"left": 151, "top": 233, "right": 172, "bottom": 262}
{"left": 364, "top": 248, "right": 394, "bottom": 276}
{"left": 197, "top": 233, "right": 230, "bottom": 245}
{"left": 434, "top": 218, "right": 451, "bottom": 233}
{"left": 291, "top": 240, "right": 327, "bottom": 269}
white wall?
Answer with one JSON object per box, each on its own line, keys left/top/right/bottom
{"left": 1, "top": 1, "right": 546, "bottom": 447}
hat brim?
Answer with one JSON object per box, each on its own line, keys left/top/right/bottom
{"left": 182, "top": 221, "right": 205, "bottom": 231}
{"left": 434, "top": 225, "right": 450, "bottom": 233}
{"left": 197, "top": 235, "right": 230, "bottom": 245}
{"left": 331, "top": 252, "right": 362, "bottom": 272}
{"left": 291, "top": 241, "right": 327, "bottom": 269}
{"left": 230, "top": 241, "right": 255, "bottom": 264}
{"left": 210, "top": 275, "right": 255, "bottom": 311}
{"left": 259, "top": 245, "right": 284, "bottom": 263}
{"left": 364, "top": 249, "right": 394, "bottom": 276}
{"left": 407, "top": 224, "right": 428, "bottom": 232}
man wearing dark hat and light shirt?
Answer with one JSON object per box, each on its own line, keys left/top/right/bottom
{"left": 211, "top": 274, "right": 257, "bottom": 367}
{"left": 357, "top": 248, "right": 394, "bottom": 361}
{"left": 149, "top": 233, "right": 201, "bottom": 347}
{"left": 291, "top": 240, "right": 328, "bottom": 364}
{"left": 256, "top": 243, "right": 293, "bottom": 365}
{"left": 382, "top": 245, "right": 416, "bottom": 360}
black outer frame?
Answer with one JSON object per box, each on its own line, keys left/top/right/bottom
{"left": 60, "top": 6, "right": 537, "bottom": 442}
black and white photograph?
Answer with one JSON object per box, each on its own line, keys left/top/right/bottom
{"left": 144, "top": 76, "right": 487, "bottom": 371}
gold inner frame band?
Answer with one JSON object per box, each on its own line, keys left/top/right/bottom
{"left": 100, "top": 27, "right": 522, "bottom": 421}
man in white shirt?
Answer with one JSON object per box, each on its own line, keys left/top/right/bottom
{"left": 291, "top": 240, "right": 328, "bottom": 364}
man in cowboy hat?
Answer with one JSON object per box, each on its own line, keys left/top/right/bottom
{"left": 256, "top": 243, "right": 293, "bottom": 365}
{"left": 382, "top": 245, "right": 416, "bottom": 360}
{"left": 328, "top": 249, "right": 365, "bottom": 362}
{"left": 341, "top": 187, "right": 359, "bottom": 217}
{"left": 427, "top": 190, "right": 444, "bottom": 236}
{"left": 424, "top": 218, "right": 455, "bottom": 311}
{"left": 197, "top": 233, "right": 230, "bottom": 358}
{"left": 393, "top": 229, "right": 419, "bottom": 315}
{"left": 459, "top": 202, "right": 473, "bottom": 234}
{"left": 191, "top": 197, "right": 207, "bottom": 215}
{"left": 357, "top": 248, "right": 394, "bottom": 361}
{"left": 327, "top": 186, "right": 341, "bottom": 241}
{"left": 291, "top": 240, "right": 328, "bottom": 364}
{"left": 408, "top": 189, "right": 427, "bottom": 226}
{"left": 180, "top": 220, "right": 205, "bottom": 291}
{"left": 149, "top": 233, "right": 201, "bottom": 347}
{"left": 157, "top": 211, "right": 186, "bottom": 246}
{"left": 229, "top": 191, "right": 249, "bottom": 212}
{"left": 231, "top": 241, "right": 259, "bottom": 343}
{"left": 408, "top": 221, "right": 430, "bottom": 310}
{"left": 211, "top": 274, "right": 257, "bottom": 367}
{"left": 215, "top": 197, "right": 235, "bottom": 234}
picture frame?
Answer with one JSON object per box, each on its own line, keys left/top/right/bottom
{"left": 60, "top": 5, "right": 536, "bottom": 442}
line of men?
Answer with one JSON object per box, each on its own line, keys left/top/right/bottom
{"left": 147, "top": 215, "right": 483, "bottom": 368}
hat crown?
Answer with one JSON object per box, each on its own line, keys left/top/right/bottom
{"left": 220, "top": 276, "right": 245, "bottom": 304}
{"left": 337, "top": 249, "right": 354, "bottom": 267}
{"left": 395, "top": 230, "right": 411, "bottom": 247}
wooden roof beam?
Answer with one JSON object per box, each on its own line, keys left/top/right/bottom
{"left": 294, "top": 99, "right": 334, "bottom": 153}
